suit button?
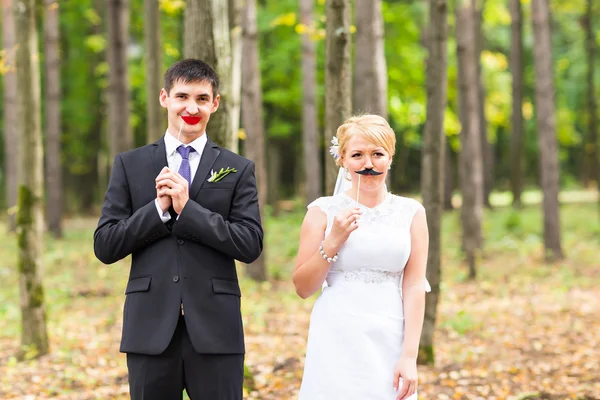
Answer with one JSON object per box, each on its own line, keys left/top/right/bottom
{"left": 172, "top": 276, "right": 179, "bottom": 283}
{"left": 177, "top": 239, "right": 184, "bottom": 245}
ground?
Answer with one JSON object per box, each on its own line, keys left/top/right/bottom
{"left": 0, "top": 192, "right": 599, "bottom": 399}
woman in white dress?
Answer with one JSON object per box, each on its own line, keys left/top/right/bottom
{"left": 293, "top": 115, "right": 430, "bottom": 400}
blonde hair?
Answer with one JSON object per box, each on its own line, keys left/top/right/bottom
{"left": 334, "top": 114, "right": 396, "bottom": 167}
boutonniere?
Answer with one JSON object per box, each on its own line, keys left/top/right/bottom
{"left": 207, "top": 167, "right": 237, "bottom": 183}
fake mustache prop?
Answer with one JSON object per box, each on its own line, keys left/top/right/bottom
{"left": 354, "top": 168, "right": 384, "bottom": 208}
{"left": 355, "top": 168, "right": 383, "bottom": 176}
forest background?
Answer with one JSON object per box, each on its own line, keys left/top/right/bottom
{"left": 0, "top": 0, "right": 599, "bottom": 398}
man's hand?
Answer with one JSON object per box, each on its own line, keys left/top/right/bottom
{"left": 155, "top": 169, "right": 190, "bottom": 215}
{"left": 155, "top": 167, "right": 172, "bottom": 213}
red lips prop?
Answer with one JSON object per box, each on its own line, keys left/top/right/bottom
{"left": 181, "top": 116, "right": 202, "bottom": 125}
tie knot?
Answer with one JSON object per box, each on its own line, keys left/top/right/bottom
{"left": 177, "top": 145, "right": 195, "bottom": 160}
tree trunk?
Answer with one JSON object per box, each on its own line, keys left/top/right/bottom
{"left": 392, "top": 140, "right": 411, "bottom": 190}
{"left": 89, "top": 0, "right": 105, "bottom": 210}
{"left": 80, "top": 106, "right": 104, "bottom": 214}
{"left": 509, "top": 0, "right": 525, "bottom": 207}
{"left": 300, "top": 0, "right": 321, "bottom": 204}
{"left": 2, "top": 0, "right": 19, "bottom": 232}
{"left": 14, "top": 0, "right": 49, "bottom": 358}
{"left": 474, "top": 2, "right": 494, "bottom": 208}
{"left": 583, "top": 0, "right": 598, "bottom": 188}
{"left": 184, "top": 0, "right": 233, "bottom": 150}
{"left": 418, "top": 0, "right": 448, "bottom": 366}
{"left": 267, "top": 142, "right": 281, "bottom": 217}
{"left": 241, "top": 0, "right": 267, "bottom": 282}
{"left": 43, "top": 0, "right": 62, "bottom": 238}
{"left": 531, "top": 0, "right": 563, "bottom": 260}
{"left": 144, "top": 0, "right": 164, "bottom": 143}
{"left": 106, "top": 0, "right": 132, "bottom": 161}
{"left": 444, "top": 142, "right": 455, "bottom": 210}
{"left": 324, "top": 0, "right": 352, "bottom": 193}
{"left": 353, "top": 0, "right": 387, "bottom": 118}
{"left": 229, "top": 0, "right": 242, "bottom": 154}
{"left": 456, "top": 0, "right": 484, "bottom": 279}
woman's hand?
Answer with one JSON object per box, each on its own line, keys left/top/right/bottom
{"left": 325, "top": 207, "right": 361, "bottom": 249}
{"left": 393, "top": 356, "right": 418, "bottom": 400}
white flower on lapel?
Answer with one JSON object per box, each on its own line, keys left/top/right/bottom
{"left": 207, "top": 167, "right": 237, "bottom": 183}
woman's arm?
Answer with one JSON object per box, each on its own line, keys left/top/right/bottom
{"left": 393, "top": 207, "right": 429, "bottom": 399}
{"left": 292, "top": 205, "right": 360, "bottom": 298}
{"left": 401, "top": 207, "right": 429, "bottom": 358}
{"left": 292, "top": 207, "right": 332, "bottom": 298}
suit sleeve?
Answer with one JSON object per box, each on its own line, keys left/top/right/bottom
{"left": 93, "top": 154, "right": 171, "bottom": 264}
{"left": 171, "top": 161, "right": 264, "bottom": 264}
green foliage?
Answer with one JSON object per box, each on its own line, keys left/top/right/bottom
{"left": 417, "top": 344, "right": 434, "bottom": 365}
{"left": 0, "top": 0, "right": 598, "bottom": 211}
{"left": 60, "top": 0, "right": 105, "bottom": 179}
{"left": 440, "top": 310, "right": 480, "bottom": 336}
{"left": 258, "top": 0, "right": 307, "bottom": 140}
{"left": 504, "top": 210, "right": 523, "bottom": 236}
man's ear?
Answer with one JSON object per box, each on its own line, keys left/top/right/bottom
{"left": 211, "top": 94, "right": 220, "bottom": 113}
{"left": 159, "top": 88, "right": 168, "bottom": 108}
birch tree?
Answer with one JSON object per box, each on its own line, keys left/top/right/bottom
{"left": 531, "top": 0, "right": 563, "bottom": 260}
{"left": 14, "top": 0, "right": 50, "bottom": 358}
{"left": 242, "top": 0, "right": 267, "bottom": 281}
{"left": 419, "top": 0, "right": 449, "bottom": 365}
{"left": 324, "top": 0, "right": 351, "bottom": 193}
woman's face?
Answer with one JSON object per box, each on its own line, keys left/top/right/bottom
{"left": 343, "top": 134, "right": 392, "bottom": 191}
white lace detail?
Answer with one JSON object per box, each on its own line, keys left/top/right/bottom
{"left": 308, "top": 193, "right": 430, "bottom": 293}
{"left": 330, "top": 268, "right": 402, "bottom": 284}
{"left": 308, "top": 193, "right": 420, "bottom": 229}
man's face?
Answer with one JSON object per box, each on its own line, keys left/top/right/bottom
{"left": 159, "top": 79, "right": 220, "bottom": 143}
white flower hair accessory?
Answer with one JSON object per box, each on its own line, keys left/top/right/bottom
{"left": 329, "top": 136, "right": 340, "bottom": 160}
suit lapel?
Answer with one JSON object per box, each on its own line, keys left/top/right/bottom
{"left": 151, "top": 137, "right": 168, "bottom": 175}
{"left": 190, "top": 140, "right": 220, "bottom": 199}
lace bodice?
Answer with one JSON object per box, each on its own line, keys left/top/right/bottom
{"left": 308, "top": 193, "right": 427, "bottom": 288}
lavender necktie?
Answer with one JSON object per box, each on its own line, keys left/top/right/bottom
{"left": 176, "top": 145, "right": 196, "bottom": 189}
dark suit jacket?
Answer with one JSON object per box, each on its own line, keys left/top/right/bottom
{"left": 93, "top": 137, "right": 263, "bottom": 355}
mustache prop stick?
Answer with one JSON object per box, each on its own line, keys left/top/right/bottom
{"left": 354, "top": 168, "right": 383, "bottom": 206}
{"left": 177, "top": 116, "right": 202, "bottom": 141}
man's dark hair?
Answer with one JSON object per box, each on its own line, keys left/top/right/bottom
{"left": 163, "top": 59, "right": 220, "bottom": 99}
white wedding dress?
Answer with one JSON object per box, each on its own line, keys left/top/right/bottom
{"left": 299, "top": 192, "right": 429, "bottom": 400}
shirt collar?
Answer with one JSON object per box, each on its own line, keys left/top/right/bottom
{"left": 163, "top": 131, "right": 208, "bottom": 157}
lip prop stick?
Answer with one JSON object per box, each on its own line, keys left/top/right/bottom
{"left": 356, "top": 174, "right": 361, "bottom": 208}
{"left": 178, "top": 116, "right": 202, "bottom": 141}
{"left": 353, "top": 169, "right": 382, "bottom": 219}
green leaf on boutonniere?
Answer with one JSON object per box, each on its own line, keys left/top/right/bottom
{"left": 207, "top": 167, "right": 237, "bottom": 183}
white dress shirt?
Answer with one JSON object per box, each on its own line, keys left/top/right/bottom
{"left": 155, "top": 131, "right": 208, "bottom": 222}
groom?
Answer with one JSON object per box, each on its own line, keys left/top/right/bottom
{"left": 94, "top": 59, "right": 263, "bottom": 400}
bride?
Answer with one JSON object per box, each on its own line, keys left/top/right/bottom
{"left": 293, "top": 114, "right": 430, "bottom": 400}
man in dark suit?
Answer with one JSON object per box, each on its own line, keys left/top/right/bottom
{"left": 94, "top": 59, "right": 263, "bottom": 400}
